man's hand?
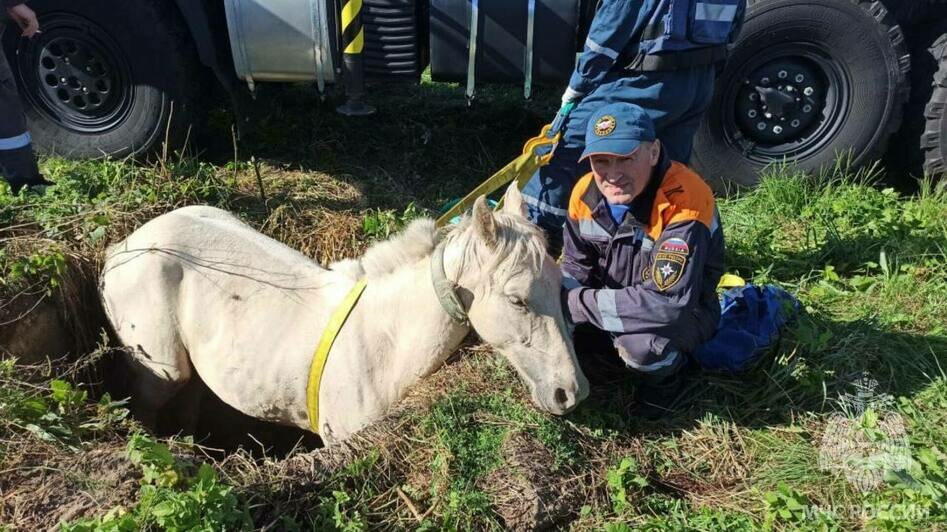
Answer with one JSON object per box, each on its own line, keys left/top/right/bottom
{"left": 7, "top": 4, "right": 40, "bottom": 38}
{"left": 549, "top": 87, "right": 583, "bottom": 135}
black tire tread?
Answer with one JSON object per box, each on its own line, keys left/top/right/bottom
{"left": 922, "top": 30, "right": 947, "bottom": 175}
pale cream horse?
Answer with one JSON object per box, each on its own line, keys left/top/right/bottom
{"left": 99, "top": 184, "right": 589, "bottom": 444}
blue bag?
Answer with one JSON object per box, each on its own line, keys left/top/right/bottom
{"left": 693, "top": 284, "right": 799, "bottom": 373}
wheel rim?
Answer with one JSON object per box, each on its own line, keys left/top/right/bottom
{"left": 719, "top": 42, "right": 851, "bottom": 165}
{"left": 12, "top": 13, "right": 133, "bottom": 133}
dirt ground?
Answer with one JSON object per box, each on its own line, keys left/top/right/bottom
{"left": 0, "top": 443, "right": 141, "bottom": 529}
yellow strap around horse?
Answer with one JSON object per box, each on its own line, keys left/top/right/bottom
{"left": 307, "top": 278, "right": 367, "bottom": 433}
{"left": 436, "top": 124, "right": 558, "bottom": 227}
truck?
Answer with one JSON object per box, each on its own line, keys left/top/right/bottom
{"left": 2, "top": 0, "right": 946, "bottom": 189}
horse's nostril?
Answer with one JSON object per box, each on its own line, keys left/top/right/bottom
{"left": 554, "top": 387, "right": 568, "bottom": 405}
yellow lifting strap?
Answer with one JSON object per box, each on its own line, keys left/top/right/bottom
{"left": 306, "top": 278, "right": 367, "bottom": 433}
{"left": 717, "top": 273, "right": 746, "bottom": 290}
{"left": 436, "top": 124, "right": 559, "bottom": 227}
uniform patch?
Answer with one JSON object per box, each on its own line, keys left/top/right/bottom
{"left": 594, "top": 115, "right": 617, "bottom": 136}
{"left": 659, "top": 237, "right": 689, "bottom": 254}
{"left": 652, "top": 251, "right": 687, "bottom": 291}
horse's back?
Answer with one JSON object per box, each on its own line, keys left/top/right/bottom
{"left": 100, "top": 205, "right": 339, "bottom": 426}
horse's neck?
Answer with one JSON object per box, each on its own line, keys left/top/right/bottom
{"left": 353, "top": 240, "right": 473, "bottom": 403}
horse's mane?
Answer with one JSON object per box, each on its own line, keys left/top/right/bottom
{"left": 329, "top": 212, "right": 547, "bottom": 281}
{"left": 329, "top": 218, "right": 438, "bottom": 280}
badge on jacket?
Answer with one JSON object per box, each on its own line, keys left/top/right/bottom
{"left": 652, "top": 238, "right": 689, "bottom": 291}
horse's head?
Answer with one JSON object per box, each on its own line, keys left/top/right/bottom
{"left": 447, "top": 184, "right": 589, "bottom": 415}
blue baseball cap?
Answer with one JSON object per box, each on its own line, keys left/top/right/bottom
{"left": 580, "top": 103, "right": 656, "bottom": 161}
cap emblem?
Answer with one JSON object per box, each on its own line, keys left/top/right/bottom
{"left": 594, "top": 115, "right": 617, "bottom": 137}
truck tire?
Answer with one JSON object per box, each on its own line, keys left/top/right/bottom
{"left": 692, "top": 0, "right": 911, "bottom": 190}
{"left": 883, "top": 18, "right": 947, "bottom": 179}
{"left": 922, "top": 29, "right": 947, "bottom": 177}
{"left": 883, "top": 0, "right": 947, "bottom": 26}
{"left": 0, "top": 0, "right": 200, "bottom": 159}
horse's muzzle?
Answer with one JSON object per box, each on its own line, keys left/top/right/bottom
{"left": 540, "top": 375, "right": 589, "bottom": 415}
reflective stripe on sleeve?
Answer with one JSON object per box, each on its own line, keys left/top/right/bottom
{"left": 584, "top": 37, "right": 619, "bottom": 59}
{"left": 0, "top": 132, "right": 31, "bottom": 151}
{"left": 521, "top": 193, "right": 569, "bottom": 217}
{"left": 624, "top": 349, "right": 680, "bottom": 373}
{"left": 596, "top": 289, "right": 624, "bottom": 332}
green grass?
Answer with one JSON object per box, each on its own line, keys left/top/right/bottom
{"left": 1, "top": 77, "right": 946, "bottom": 529}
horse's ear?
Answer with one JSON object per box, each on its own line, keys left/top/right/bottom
{"left": 472, "top": 195, "right": 498, "bottom": 249}
{"left": 501, "top": 182, "right": 527, "bottom": 218}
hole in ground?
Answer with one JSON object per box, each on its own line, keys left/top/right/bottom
{"left": 152, "top": 375, "right": 323, "bottom": 458}
{"left": 2, "top": 292, "right": 322, "bottom": 459}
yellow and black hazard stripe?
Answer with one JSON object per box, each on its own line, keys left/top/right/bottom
{"left": 340, "top": 0, "right": 365, "bottom": 55}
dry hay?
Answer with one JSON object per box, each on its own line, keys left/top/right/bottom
{"left": 0, "top": 442, "right": 141, "bottom": 529}
{"left": 261, "top": 204, "right": 365, "bottom": 266}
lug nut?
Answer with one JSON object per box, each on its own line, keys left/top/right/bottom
{"left": 764, "top": 112, "right": 773, "bottom": 119}
{"left": 757, "top": 122, "right": 767, "bottom": 131}
{"left": 773, "top": 125, "right": 783, "bottom": 134}
{"left": 804, "top": 87, "right": 814, "bottom": 96}
{"left": 795, "top": 74, "right": 805, "bottom": 83}
{"left": 803, "top": 104, "right": 812, "bottom": 113}
{"left": 778, "top": 70, "right": 787, "bottom": 79}
{"left": 749, "top": 93, "right": 758, "bottom": 101}
{"left": 761, "top": 77, "right": 770, "bottom": 85}
{"left": 790, "top": 119, "right": 800, "bottom": 127}
{"left": 748, "top": 109, "right": 757, "bottom": 118}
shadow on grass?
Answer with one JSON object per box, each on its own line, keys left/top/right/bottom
{"left": 204, "top": 81, "right": 559, "bottom": 213}
{"left": 568, "top": 313, "right": 947, "bottom": 439}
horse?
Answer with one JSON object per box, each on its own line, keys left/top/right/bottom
{"left": 99, "top": 184, "right": 589, "bottom": 444}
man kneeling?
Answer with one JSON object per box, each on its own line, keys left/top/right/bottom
{"left": 560, "top": 102, "right": 724, "bottom": 418}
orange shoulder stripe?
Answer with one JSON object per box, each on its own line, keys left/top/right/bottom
{"left": 569, "top": 173, "right": 596, "bottom": 221}
{"left": 647, "top": 163, "right": 716, "bottom": 240}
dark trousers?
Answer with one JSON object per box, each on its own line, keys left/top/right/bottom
{"left": 0, "top": 24, "right": 41, "bottom": 193}
{"left": 573, "top": 324, "right": 685, "bottom": 385}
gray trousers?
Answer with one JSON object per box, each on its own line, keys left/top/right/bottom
{"left": 0, "top": 24, "right": 41, "bottom": 193}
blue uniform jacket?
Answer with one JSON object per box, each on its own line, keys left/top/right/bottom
{"left": 562, "top": 152, "right": 725, "bottom": 361}
{"left": 568, "top": 0, "right": 746, "bottom": 97}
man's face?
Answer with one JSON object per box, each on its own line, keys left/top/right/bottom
{"left": 589, "top": 140, "right": 660, "bottom": 205}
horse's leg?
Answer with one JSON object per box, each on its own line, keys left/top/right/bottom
{"left": 158, "top": 371, "right": 204, "bottom": 436}
{"left": 125, "top": 341, "right": 192, "bottom": 433}
{"left": 103, "top": 258, "right": 193, "bottom": 432}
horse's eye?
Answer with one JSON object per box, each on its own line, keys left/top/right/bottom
{"left": 508, "top": 295, "right": 527, "bottom": 309}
